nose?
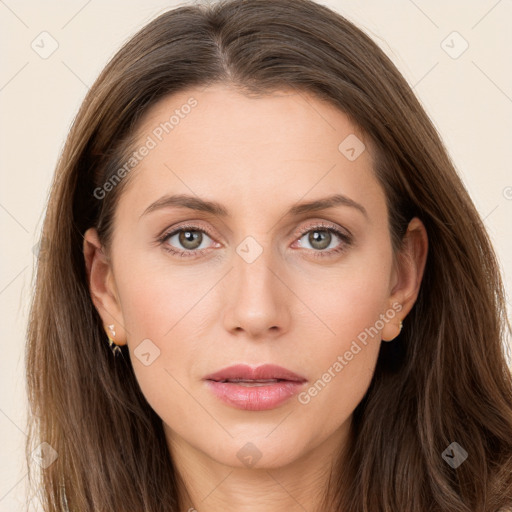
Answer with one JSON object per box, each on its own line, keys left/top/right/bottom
{"left": 223, "top": 244, "right": 291, "bottom": 340}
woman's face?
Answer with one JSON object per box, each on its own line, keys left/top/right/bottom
{"left": 85, "top": 84, "right": 425, "bottom": 470}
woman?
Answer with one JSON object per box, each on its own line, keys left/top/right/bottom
{"left": 25, "top": 0, "right": 512, "bottom": 510}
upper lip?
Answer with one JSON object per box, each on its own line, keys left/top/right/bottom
{"left": 204, "top": 364, "right": 307, "bottom": 383}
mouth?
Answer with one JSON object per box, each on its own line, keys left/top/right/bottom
{"left": 203, "top": 363, "right": 307, "bottom": 383}
{"left": 203, "top": 364, "right": 307, "bottom": 411}
{"left": 212, "top": 378, "right": 290, "bottom": 386}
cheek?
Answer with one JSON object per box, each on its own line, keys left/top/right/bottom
{"left": 115, "top": 251, "right": 208, "bottom": 341}
{"left": 294, "top": 289, "right": 383, "bottom": 438}
{"left": 113, "top": 255, "right": 217, "bottom": 389}
{"left": 113, "top": 268, "right": 206, "bottom": 423}
{"left": 292, "top": 247, "right": 392, "bottom": 426}
{"left": 302, "top": 241, "right": 393, "bottom": 346}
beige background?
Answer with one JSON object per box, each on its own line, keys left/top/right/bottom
{"left": 1, "top": 0, "right": 511, "bottom": 509}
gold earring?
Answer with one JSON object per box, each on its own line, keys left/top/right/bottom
{"left": 106, "top": 324, "right": 122, "bottom": 357}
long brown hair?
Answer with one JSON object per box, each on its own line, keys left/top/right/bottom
{"left": 25, "top": 0, "right": 512, "bottom": 510}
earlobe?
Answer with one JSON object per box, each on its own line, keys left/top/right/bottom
{"left": 381, "top": 318, "right": 403, "bottom": 342}
{"left": 83, "top": 227, "right": 127, "bottom": 346}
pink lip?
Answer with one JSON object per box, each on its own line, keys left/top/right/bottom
{"left": 203, "top": 364, "right": 307, "bottom": 411}
{"left": 204, "top": 364, "right": 306, "bottom": 382}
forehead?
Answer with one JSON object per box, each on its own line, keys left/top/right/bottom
{"left": 114, "top": 84, "right": 385, "bottom": 225}
{"left": 136, "top": 84, "right": 368, "bottom": 161}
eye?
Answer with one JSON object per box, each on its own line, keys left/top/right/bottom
{"left": 294, "top": 222, "right": 352, "bottom": 258}
{"left": 158, "top": 225, "right": 217, "bottom": 257}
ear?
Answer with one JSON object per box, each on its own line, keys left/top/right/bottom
{"left": 381, "top": 217, "right": 428, "bottom": 341}
{"left": 83, "top": 227, "right": 127, "bottom": 346}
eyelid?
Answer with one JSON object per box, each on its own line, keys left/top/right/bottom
{"left": 157, "top": 221, "right": 217, "bottom": 243}
{"left": 294, "top": 220, "right": 352, "bottom": 239}
{"left": 158, "top": 219, "right": 351, "bottom": 241}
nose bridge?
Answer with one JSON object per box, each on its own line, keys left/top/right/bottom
{"left": 234, "top": 233, "right": 278, "bottom": 301}
{"left": 225, "top": 233, "right": 289, "bottom": 336}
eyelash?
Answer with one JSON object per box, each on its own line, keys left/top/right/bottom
{"left": 157, "top": 222, "right": 353, "bottom": 259}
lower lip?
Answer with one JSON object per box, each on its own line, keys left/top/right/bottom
{"left": 205, "top": 380, "right": 305, "bottom": 411}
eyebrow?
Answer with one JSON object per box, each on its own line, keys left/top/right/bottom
{"left": 139, "top": 193, "right": 368, "bottom": 220}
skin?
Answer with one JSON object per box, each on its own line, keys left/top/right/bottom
{"left": 84, "top": 84, "right": 428, "bottom": 512}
